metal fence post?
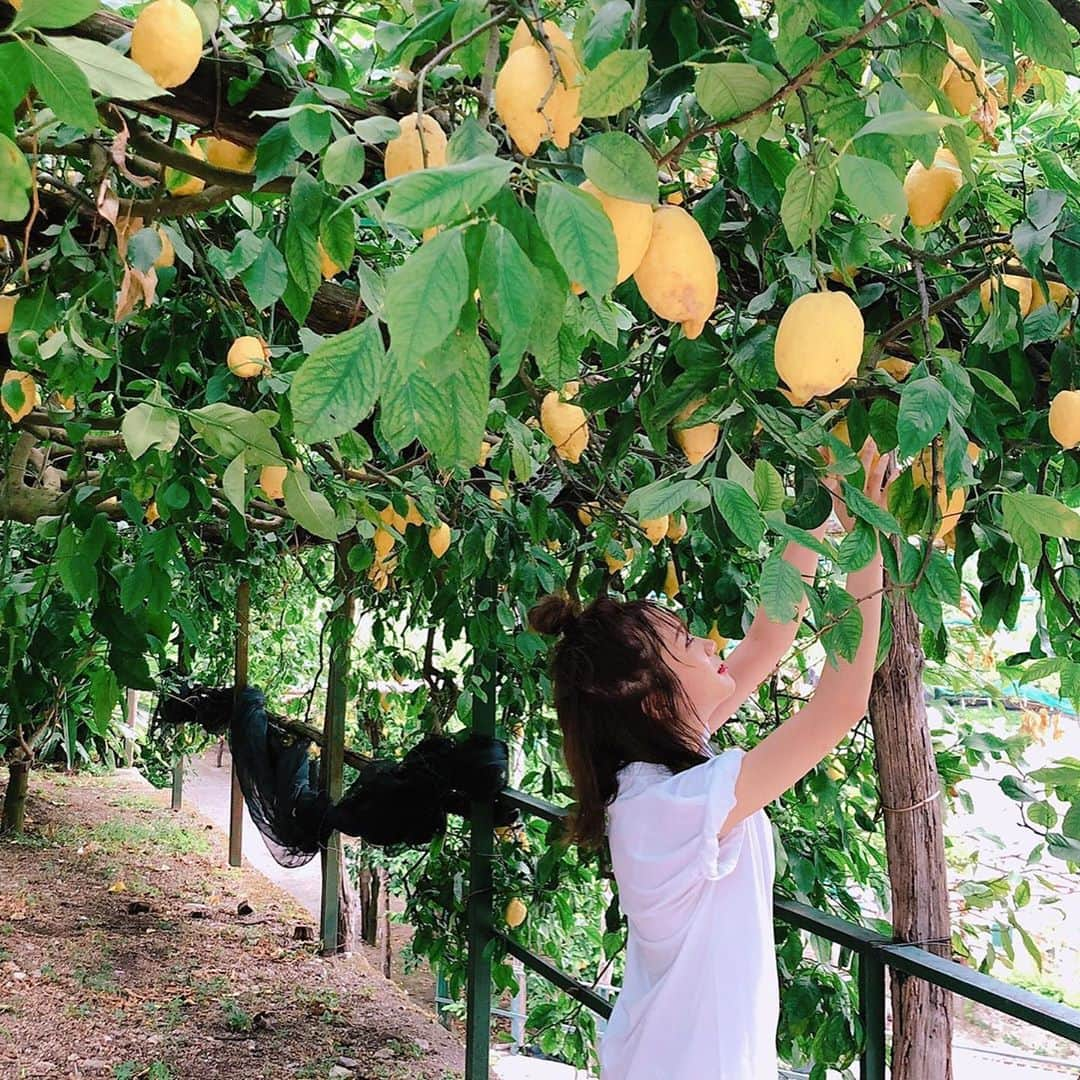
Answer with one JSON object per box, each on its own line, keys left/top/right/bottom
{"left": 859, "top": 949, "right": 887, "bottom": 1080}
{"left": 229, "top": 579, "right": 250, "bottom": 868}
{"left": 465, "top": 578, "right": 497, "bottom": 1080}
{"left": 170, "top": 758, "right": 183, "bottom": 810}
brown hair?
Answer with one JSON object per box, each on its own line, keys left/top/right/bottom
{"left": 527, "top": 593, "right": 711, "bottom": 851}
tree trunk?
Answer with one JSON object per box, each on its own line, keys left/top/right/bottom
{"left": 358, "top": 863, "right": 379, "bottom": 946}
{"left": 868, "top": 590, "right": 953, "bottom": 1080}
{"left": 378, "top": 868, "right": 392, "bottom": 978}
{"left": 1, "top": 753, "right": 30, "bottom": 835}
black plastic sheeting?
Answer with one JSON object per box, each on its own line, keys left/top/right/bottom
{"left": 153, "top": 683, "right": 518, "bottom": 867}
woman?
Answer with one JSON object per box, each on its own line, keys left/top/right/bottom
{"left": 527, "top": 441, "right": 892, "bottom": 1079}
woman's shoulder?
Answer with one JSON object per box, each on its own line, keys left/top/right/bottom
{"left": 614, "top": 747, "right": 744, "bottom": 801}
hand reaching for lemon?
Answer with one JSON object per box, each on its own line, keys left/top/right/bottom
{"left": 822, "top": 437, "right": 894, "bottom": 534}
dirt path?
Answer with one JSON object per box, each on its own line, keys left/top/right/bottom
{"left": 0, "top": 766, "right": 471, "bottom": 1080}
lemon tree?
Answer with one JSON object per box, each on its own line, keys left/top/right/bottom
{"left": 3, "top": 0, "right": 1080, "bottom": 1072}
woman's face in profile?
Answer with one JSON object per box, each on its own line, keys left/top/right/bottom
{"left": 650, "top": 613, "right": 738, "bottom": 728}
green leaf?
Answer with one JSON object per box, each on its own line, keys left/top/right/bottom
{"left": 89, "top": 666, "right": 119, "bottom": 737}
{"left": 321, "top": 135, "right": 366, "bottom": 187}
{"left": 821, "top": 584, "right": 864, "bottom": 666}
{"left": 623, "top": 478, "right": 704, "bottom": 520}
{"left": 1028, "top": 801, "right": 1058, "bottom": 828}
{"left": 450, "top": 0, "right": 491, "bottom": 78}
{"left": 283, "top": 469, "right": 339, "bottom": 540}
{"left": 47, "top": 36, "right": 165, "bottom": 101}
{"left": 446, "top": 116, "right": 499, "bottom": 164}
{"left": 582, "top": 0, "right": 632, "bottom": 67}
{"left": 1063, "top": 803, "right": 1080, "bottom": 841}
{"left": 0, "top": 133, "right": 33, "bottom": 221}
{"left": 479, "top": 222, "right": 541, "bottom": 372}
{"left": 710, "top": 478, "right": 766, "bottom": 548}
{"left": 189, "top": 404, "right": 284, "bottom": 465}
{"left": 289, "top": 105, "right": 332, "bottom": 154}
{"left": 238, "top": 238, "right": 288, "bottom": 312}
{"left": 22, "top": 41, "right": 98, "bottom": 131}
{"left": 353, "top": 115, "right": 402, "bottom": 144}
{"left": 966, "top": 366, "right": 1019, "bottom": 411}
{"left": 837, "top": 520, "right": 878, "bottom": 571}
{"left": 897, "top": 377, "right": 950, "bottom": 458}
{"left": 384, "top": 156, "right": 515, "bottom": 229}
{"left": 760, "top": 548, "right": 806, "bottom": 623}
{"left": 379, "top": 353, "right": 450, "bottom": 453}
{"left": 291, "top": 318, "right": 386, "bottom": 443}
{"left": 781, "top": 155, "right": 838, "bottom": 248}
{"left": 11, "top": 0, "right": 98, "bottom": 31}
{"left": 422, "top": 330, "right": 490, "bottom": 471}
{"left": 753, "top": 459, "right": 785, "bottom": 512}
{"left": 56, "top": 524, "right": 97, "bottom": 603}
{"left": 924, "top": 547, "right": 961, "bottom": 605}
{"left": 121, "top": 403, "right": 180, "bottom": 460}
{"left": 222, "top": 452, "right": 247, "bottom": 514}
{"left": 1002, "top": 492, "right": 1080, "bottom": 543}
{"left": 535, "top": 181, "right": 617, "bottom": 296}
{"left": 581, "top": 132, "right": 657, "bottom": 204}
{"left": 853, "top": 111, "right": 960, "bottom": 139}
{"left": 695, "top": 62, "right": 773, "bottom": 123}
{"left": 254, "top": 122, "right": 301, "bottom": 189}
{"left": 837, "top": 155, "right": 906, "bottom": 233}
{"left": 384, "top": 227, "right": 470, "bottom": 360}
{"left": 579, "top": 48, "right": 649, "bottom": 118}
{"left": 840, "top": 481, "right": 901, "bottom": 534}
{"left": 1013, "top": 0, "right": 1076, "bottom": 73}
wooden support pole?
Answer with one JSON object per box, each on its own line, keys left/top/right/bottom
{"left": 171, "top": 633, "right": 188, "bottom": 811}
{"left": 229, "top": 580, "right": 250, "bottom": 869}
{"left": 465, "top": 577, "right": 497, "bottom": 1080}
{"left": 320, "top": 538, "right": 355, "bottom": 956}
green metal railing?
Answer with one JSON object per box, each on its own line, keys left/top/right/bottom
{"left": 459, "top": 783, "right": 1080, "bottom": 1079}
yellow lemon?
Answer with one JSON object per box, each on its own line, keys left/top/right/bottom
{"left": 508, "top": 20, "right": 581, "bottom": 148}
{"left": 662, "top": 558, "right": 679, "bottom": 600}
{"left": 165, "top": 138, "right": 207, "bottom": 197}
{"left": 317, "top": 240, "right": 343, "bottom": 280}
{"left": 384, "top": 112, "right": 448, "bottom": 178}
{"left": 903, "top": 148, "right": 962, "bottom": 228}
{"left": 259, "top": 464, "right": 288, "bottom": 501}
{"left": 495, "top": 43, "right": 577, "bottom": 156}
{"left": 633, "top": 206, "right": 717, "bottom": 340}
{"left": 0, "top": 291, "right": 17, "bottom": 333}
{"left": 131, "top": 0, "right": 203, "bottom": 89}
{"left": 153, "top": 226, "right": 175, "bottom": 269}
{"left": 877, "top": 355, "right": 913, "bottom": 381}
{"left": 490, "top": 485, "right": 509, "bottom": 508}
{"left": 504, "top": 897, "right": 528, "bottom": 928}
{"left": 200, "top": 136, "right": 255, "bottom": 173}
{"left": 477, "top": 439, "right": 492, "bottom": 467}
{"left": 604, "top": 546, "right": 634, "bottom": 573}
{"left": 573, "top": 181, "right": 653, "bottom": 290}
{"left": 775, "top": 291, "right": 864, "bottom": 402}
{"left": 428, "top": 521, "right": 452, "bottom": 558}
{"left": 940, "top": 43, "right": 986, "bottom": 116}
{"left": 227, "top": 335, "right": 270, "bottom": 378}
{"left": 979, "top": 274, "right": 1034, "bottom": 317}
{"left": 145, "top": 500, "right": 159, "bottom": 524}
{"left": 540, "top": 391, "right": 588, "bottom": 463}
{"left": 640, "top": 516, "right": 669, "bottom": 545}
{"left": 673, "top": 397, "right": 719, "bottom": 465}
{"left": 1049, "top": 389, "right": 1080, "bottom": 449}
{"left": 666, "top": 514, "right": 687, "bottom": 542}
{"left": 1030, "top": 280, "right": 1072, "bottom": 311}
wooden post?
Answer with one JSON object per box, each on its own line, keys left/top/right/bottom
{"left": 465, "top": 577, "right": 497, "bottom": 1079}
{"left": 320, "top": 538, "right": 355, "bottom": 956}
{"left": 1, "top": 753, "right": 30, "bottom": 835}
{"left": 868, "top": 588, "right": 953, "bottom": 1080}
{"left": 229, "top": 579, "right": 250, "bottom": 869}
{"left": 123, "top": 689, "right": 138, "bottom": 767}
{"left": 171, "top": 633, "right": 189, "bottom": 810}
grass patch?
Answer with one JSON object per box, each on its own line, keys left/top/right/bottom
{"left": 87, "top": 820, "right": 210, "bottom": 857}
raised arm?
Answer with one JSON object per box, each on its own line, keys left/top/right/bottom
{"left": 707, "top": 515, "right": 828, "bottom": 732}
{"left": 720, "top": 445, "right": 891, "bottom": 834}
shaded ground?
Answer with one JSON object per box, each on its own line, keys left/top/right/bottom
{"left": 0, "top": 767, "right": 470, "bottom": 1080}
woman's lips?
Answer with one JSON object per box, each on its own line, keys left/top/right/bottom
{"left": 715, "top": 662, "right": 728, "bottom": 676}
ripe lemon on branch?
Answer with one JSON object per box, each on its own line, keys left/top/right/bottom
{"left": 774, "top": 291, "right": 863, "bottom": 403}
{"left": 673, "top": 397, "right": 719, "bottom": 465}
{"left": 201, "top": 137, "right": 255, "bottom": 174}
{"left": 0, "top": 289, "right": 18, "bottom": 333}
{"left": 131, "top": 0, "right": 204, "bottom": 89}
{"left": 165, "top": 139, "right": 206, "bottom": 197}
{"left": 1049, "top": 390, "right": 1080, "bottom": 449}
{"left": 980, "top": 274, "right": 1035, "bottom": 317}
{"left": 633, "top": 206, "right": 717, "bottom": 340}
{"left": 508, "top": 20, "right": 582, "bottom": 149}
{"left": 259, "top": 465, "right": 288, "bottom": 501}
{"left": 227, "top": 335, "right": 271, "bottom": 379}
{"left": 572, "top": 181, "right": 653, "bottom": 290}
{"left": 903, "top": 148, "right": 962, "bottom": 228}
{"left": 384, "top": 113, "right": 448, "bottom": 178}
{"left": 910, "top": 444, "right": 978, "bottom": 539}
{"left": 541, "top": 384, "right": 588, "bottom": 463}
{"left": 428, "top": 521, "right": 452, "bottom": 558}
{"left": 504, "top": 897, "right": 528, "bottom": 928}
{"left": 940, "top": 42, "right": 987, "bottom": 116}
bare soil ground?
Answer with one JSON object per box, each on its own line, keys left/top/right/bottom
{"left": 0, "top": 767, "right": 472, "bottom": 1080}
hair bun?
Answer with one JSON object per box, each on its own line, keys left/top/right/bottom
{"left": 528, "top": 592, "right": 580, "bottom": 637}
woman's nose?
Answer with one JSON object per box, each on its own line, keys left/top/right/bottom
{"left": 704, "top": 638, "right": 716, "bottom": 656}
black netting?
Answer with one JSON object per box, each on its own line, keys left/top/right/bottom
{"left": 152, "top": 683, "right": 517, "bottom": 867}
